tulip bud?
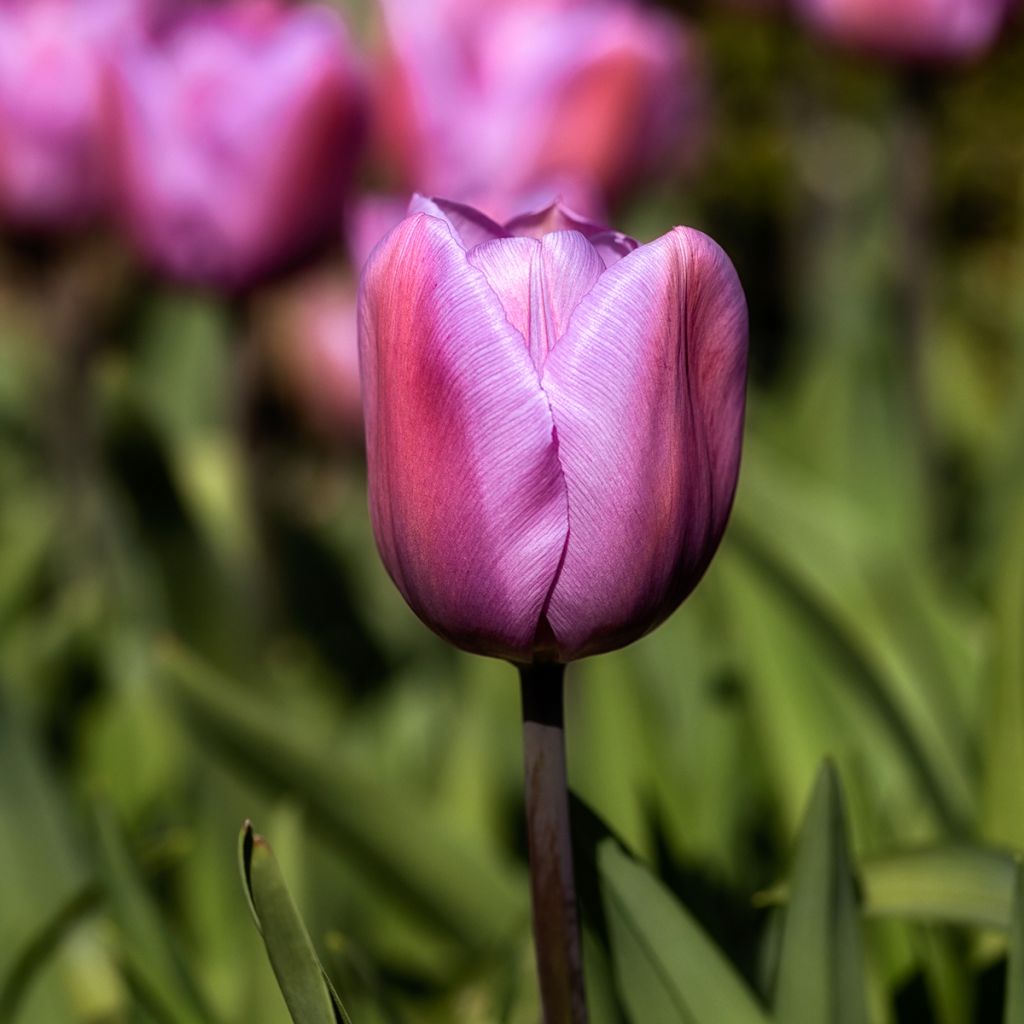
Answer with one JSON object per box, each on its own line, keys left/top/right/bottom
{"left": 793, "top": 0, "right": 1011, "bottom": 63}
{"left": 373, "top": 0, "right": 706, "bottom": 210}
{"left": 106, "top": 0, "right": 364, "bottom": 290}
{"left": 0, "top": 0, "right": 146, "bottom": 231}
{"left": 359, "top": 198, "right": 748, "bottom": 663}
{"left": 262, "top": 269, "right": 363, "bottom": 442}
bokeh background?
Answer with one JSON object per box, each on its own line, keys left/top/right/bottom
{"left": 2, "top": 0, "right": 1024, "bottom": 1020}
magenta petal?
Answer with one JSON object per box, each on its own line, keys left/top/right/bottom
{"left": 468, "top": 230, "right": 605, "bottom": 370}
{"left": 407, "top": 193, "right": 508, "bottom": 249}
{"left": 359, "top": 213, "right": 569, "bottom": 660}
{"left": 541, "top": 227, "right": 748, "bottom": 660}
{"left": 505, "top": 202, "right": 639, "bottom": 268}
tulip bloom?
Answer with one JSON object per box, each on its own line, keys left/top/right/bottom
{"left": 373, "top": 0, "right": 706, "bottom": 216}
{"left": 107, "top": 0, "right": 364, "bottom": 290}
{"left": 793, "top": 0, "right": 1011, "bottom": 62}
{"left": 263, "top": 270, "right": 363, "bottom": 441}
{"left": 0, "top": 0, "right": 145, "bottom": 230}
{"left": 360, "top": 198, "right": 747, "bottom": 663}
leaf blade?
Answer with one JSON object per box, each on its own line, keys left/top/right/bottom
{"left": 773, "top": 762, "right": 869, "bottom": 1024}
{"left": 599, "top": 840, "right": 768, "bottom": 1024}
{"left": 239, "top": 822, "right": 351, "bottom": 1024}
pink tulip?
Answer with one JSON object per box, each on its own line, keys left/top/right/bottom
{"left": 0, "top": 0, "right": 146, "bottom": 231}
{"left": 359, "top": 198, "right": 748, "bottom": 663}
{"left": 106, "top": 0, "right": 364, "bottom": 290}
{"left": 793, "top": 0, "right": 1011, "bottom": 62}
{"left": 263, "top": 270, "right": 363, "bottom": 441}
{"left": 373, "top": 0, "right": 706, "bottom": 214}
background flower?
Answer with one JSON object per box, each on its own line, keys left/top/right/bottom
{"left": 372, "top": 0, "right": 707, "bottom": 220}
{"left": 106, "top": 0, "right": 365, "bottom": 289}
{"left": 792, "top": 0, "right": 1012, "bottom": 62}
{"left": 0, "top": 0, "right": 147, "bottom": 231}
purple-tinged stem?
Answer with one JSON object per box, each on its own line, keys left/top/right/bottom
{"left": 519, "top": 662, "right": 588, "bottom": 1024}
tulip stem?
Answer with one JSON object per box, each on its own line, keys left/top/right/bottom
{"left": 519, "top": 662, "right": 588, "bottom": 1024}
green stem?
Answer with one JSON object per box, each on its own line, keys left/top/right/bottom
{"left": 519, "top": 662, "right": 588, "bottom": 1024}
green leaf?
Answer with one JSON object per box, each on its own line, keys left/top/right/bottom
{"left": 1005, "top": 864, "right": 1024, "bottom": 1024}
{"left": 862, "top": 844, "right": 1019, "bottom": 930}
{"left": 160, "top": 642, "right": 526, "bottom": 952}
{"left": 598, "top": 840, "right": 768, "bottom": 1024}
{"left": 239, "top": 822, "right": 351, "bottom": 1024}
{"left": 93, "top": 808, "right": 213, "bottom": 1024}
{"left": 773, "top": 762, "right": 869, "bottom": 1024}
{"left": 982, "top": 490, "right": 1024, "bottom": 849}
{"left": 758, "top": 843, "right": 1021, "bottom": 930}
{"left": 0, "top": 699, "right": 108, "bottom": 1023}
{"left": 732, "top": 446, "right": 976, "bottom": 833}
{"left": 0, "top": 883, "right": 102, "bottom": 1021}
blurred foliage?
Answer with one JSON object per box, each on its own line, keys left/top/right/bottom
{"left": 2, "top": 4, "right": 1024, "bottom": 1023}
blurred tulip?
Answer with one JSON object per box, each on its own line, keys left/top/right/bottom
{"left": 107, "top": 0, "right": 364, "bottom": 290}
{"left": 0, "top": 0, "right": 146, "bottom": 231}
{"left": 373, "top": 0, "right": 706, "bottom": 216}
{"left": 360, "top": 197, "right": 748, "bottom": 663}
{"left": 347, "top": 193, "right": 410, "bottom": 269}
{"left": 263, "top": 269, "right": 363, "bottom": 441}
{"left": 793, "top": 0, "right": 1011, "bottom": 62}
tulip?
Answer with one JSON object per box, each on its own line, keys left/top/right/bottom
{"left": 262, "top": 269, "right": 363, "bottom": 441}
{"left": 372, "top": 0, "right": 706, "bottom": 214}
{"left": 359, "top": 197, "right": 748, "bottom": 664}
{"left": 106, "top": 0, "right": 364, "bottom": 290}
{"left": 0, "top": 0, "right": 146, "bottom": 231}
{"left": 792, "top": 0, "right": 1011, "bottom": 62}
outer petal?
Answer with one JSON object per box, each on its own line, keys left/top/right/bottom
{"left": 360, "top": 213, "right": 569, "bottom": 659}
{"left": 541, "top": 227, "right": 747, "bottom": 659}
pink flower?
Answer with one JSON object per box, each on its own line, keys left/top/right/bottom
{"left": 263, "top": 270, "right": 363, "bottom": 442}
{"left": 0, "top": 0, "right": 146, "bottom": 231}
{"left": 359, "top": 198, "right": 748, "bottom": 663}
{"left": 793, "top": 0, "right": 1011, "bottom": 62}
{"left": 373, "top": 0, "right": 706, "bottom": 215}
{"left": 107, "top": 0, "right": 364, "bottom": 290}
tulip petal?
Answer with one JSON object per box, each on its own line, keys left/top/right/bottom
{"left": 542, "top": 227, "right": 747, "bottom": 659}
{"left": 407, "top": 194, "right": 507, "bottom": 249}
{"left": 360, "top": 213, "right": 569, "bottom": 660}
{"left": 504, "top": 203, "right": 638, "bottom": 268}
{"left": 468, "top": 230, "right": 605, "bottom": 371}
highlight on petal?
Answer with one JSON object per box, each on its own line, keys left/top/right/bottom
{"left": 359, "top": 213, "right": 569, "bottom": 659}
{"left": 541, "top": 227, "right": 748, "bottom": 659}
{"left": 468, "top": 230, "right": 605, "bottom": 371}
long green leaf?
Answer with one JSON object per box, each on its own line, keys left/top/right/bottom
{"left": 862, "top": 844, "right": 1019, "bottom": 930}
{"left": 599, "top": 840, "right": 769, "bottom": 1024}
{"left": 1005, "top": 865, "right": 1024, "bottom": 1024}
{"left": 773, "top": 763, "right": 869, "bottom": 1024}
{"left": 240, "top": 822, "right": 351, "bottom": 1024}
{"left": 0, "top": 699, "right": 108, "bottom": 1023}
{"left": 93, "top": 809, "right": 213, "bottom": 1024}
{"left": 758, "top": 843, "right": 1021, "bottom": 930}
{"left": 160, "top": 642, "right": 525, "bottom": 951}
{"left": 982, "top": 490, "right": 1024, "bottom": 849}
{"left": 733, "top": 446, "right": 975, "bottom": 832}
